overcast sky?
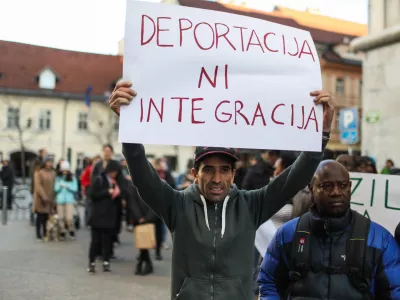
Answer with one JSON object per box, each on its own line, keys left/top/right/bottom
{"left": 0, "top": 0, "right": 368, "bottom": 55}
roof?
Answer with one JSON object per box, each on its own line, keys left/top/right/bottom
{"left": 0, "top": 40, "right": 122, "bottom": 95}
{"left": 322, "top": 47, "right": 362, "bottom": 67}
{"left": 274, "top": 6, "right": 368, "bottom": 37}
{"left": 177, "top": 0, "right": 361, "bottom": 44}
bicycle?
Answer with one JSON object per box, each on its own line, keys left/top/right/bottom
{"left": 0, "top": 183, "right": 32, "bottom": 210}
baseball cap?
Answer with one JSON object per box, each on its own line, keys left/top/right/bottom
{"left": 194, "top": 147, "right": 239, "bottom": 163}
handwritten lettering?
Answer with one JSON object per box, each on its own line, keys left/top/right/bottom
{"left": 139, "top": 96, "right": 319, "bottom": 132}
{"left": 140, "top": 15, "right": 316, "bottom": 61}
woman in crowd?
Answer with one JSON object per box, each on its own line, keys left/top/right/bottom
{"left": 54, "top": 161, "right": 78, "bottom": 240}
{"left": 87, "top": 160, "right": 121, "bottom": 273}
{"left": 127, "top": 179, "right": 157, "bottom": 276}
{"left": 33, "top": 158, "right": 56, "bottom": 241}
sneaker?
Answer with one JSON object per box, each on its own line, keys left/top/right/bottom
{"left": 103, "top": 261, "right": 111, "bottom": 272}
{"left": 162, "top": 243, "right": 170, "bottom": 250}
{"left": 87, "top": 263, "right": 95, "bottom": 274}
{"left": 69, "top": 231, "right": 76, "bottom": 240}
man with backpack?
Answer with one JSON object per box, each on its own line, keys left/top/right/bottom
{"left": 258, "top": 160, "right": 400, "bottom": 300}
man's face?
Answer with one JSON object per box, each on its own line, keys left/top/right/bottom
{"left": 336, "top": 155, "right": 355, "bottom": 172}
{"left": 103, "top": 146, "right": 113, "bottom": 160}
{"left": 386, "top": 160, "right": 394, "bottom": 168}
{"left": 192, "top": 154, "right": 235, "bottom": 203}
{"left": 310, "top": 163, "right": 351, "bottom": 217}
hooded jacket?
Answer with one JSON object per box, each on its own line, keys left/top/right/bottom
{"left": 122, "top": 141, "right": 327, "bottom": 300}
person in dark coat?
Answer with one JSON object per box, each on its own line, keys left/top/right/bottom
{"left": 87, "top": 160, "right": 122, "bottom": 274}
{"left": 91, "top": 144, "right": 127, "bottom": 255}
{"left": 0, "top": 160, "right": 15, "bottom": 210}
{"left": 127, "top": 180, "right": 157, "bottom": 276}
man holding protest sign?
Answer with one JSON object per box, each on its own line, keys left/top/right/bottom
{"left": 109, "top": 80, "right": 334, "bottom": 300}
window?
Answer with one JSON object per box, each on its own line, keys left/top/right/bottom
{"left": 38, "top": 68, "right": 56, "bottom": 90}
{"left": 336, "top": 110, "right": 341, "bottom": 131}
{"left": 7, "top": 107, "right": 20, "bottom": 129}
{"left": 38, "top": 110, "right": 51, "bottom": 130}
{"left": 78, "top": 112, "right": 88, "bottom": 130}
{"left": 336, "top": 78, "right": 344, "bottom": 96}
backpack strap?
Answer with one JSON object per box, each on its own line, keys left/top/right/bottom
{"left": 285, "top": 213, "right": 312, "bottom": 299}
{"left": 346, "top": 210, "right": 372, "bottom": 299}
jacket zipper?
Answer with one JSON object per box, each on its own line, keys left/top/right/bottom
{"left": 210, "top": 203, "right": 218, "bottom": 300}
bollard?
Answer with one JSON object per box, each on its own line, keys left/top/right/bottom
{"left": 2, "top": 186, "right": 8, "bottom": 225}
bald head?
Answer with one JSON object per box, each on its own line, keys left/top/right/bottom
{"left": 310, "top": 160, "right": 351, "bottom": 217}
{"left": 312, "top": 160, "right": 349, "bottom": 184}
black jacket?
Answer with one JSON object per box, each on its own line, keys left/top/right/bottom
{"left": 242, "top": 160, "right": 274, "bottom": 190}
{"left": 122, "top": 141, "right": 326, "bottom": 300}
{"left": 0, "top": 165, "right": 14, "bottom": 186}
{"left": 396, "top": 222, "right": 400, "bottom": 244}
{"left": 88, "top": 173, "right": 117, "bottom": 229}
{"left": 127, "top": 183, "right": 157, "bottom": 226}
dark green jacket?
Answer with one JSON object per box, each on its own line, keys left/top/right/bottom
{"left": 122, "top": 141, "right": 327, "bottom": 300}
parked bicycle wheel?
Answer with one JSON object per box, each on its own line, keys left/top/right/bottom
{"left": 13, "top": 185, "right": 32, "bottom": 210}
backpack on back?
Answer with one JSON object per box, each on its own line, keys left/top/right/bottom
{"left": 287, "top": 210, "right": 372, "bottom": 300}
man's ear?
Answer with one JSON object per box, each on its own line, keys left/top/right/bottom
{"left": 191, "top": 168, "right": 198, "bottom": 184}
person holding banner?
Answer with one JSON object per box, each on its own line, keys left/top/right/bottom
{"left": 110, "top": 81, "right": 333, "bottom": 300}
{"left": 258, "top": 160, "right": 400, "bottom": 300}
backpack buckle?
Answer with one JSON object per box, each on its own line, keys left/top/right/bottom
{"left": 289, "top": 271, "right": 301, "bottom": 281}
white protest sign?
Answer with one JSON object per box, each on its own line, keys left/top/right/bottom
{"left": 349, "top": 172, "right": 400, "bottom": 235}
{"left": 120, "top": 1, "right": 322, "bottom": 151}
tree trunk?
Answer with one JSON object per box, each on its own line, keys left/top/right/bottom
{"left": 21, "top": 145, "right": 26, "bottom": 184}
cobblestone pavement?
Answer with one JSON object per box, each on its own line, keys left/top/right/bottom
{"left": 0, "top": 217, "right": 172, "bottom": 300}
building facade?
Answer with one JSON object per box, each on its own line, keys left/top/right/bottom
{"left": 351, "top": 0, "right": 400, "bottom": 169}
{"left": 0, "top": 41, "right": 194, "bottom": 176}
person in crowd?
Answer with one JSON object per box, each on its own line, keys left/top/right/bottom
{"left": 356, "top": 156, "right": 378, "bottom": 174}
{"left": 87, "top": 160, "right": 122, "bottom": 273}
{"left": 33, "top": 157, "right": 56, "bottom": 241}
{"left": 55, "top": 158, "right": 65, "bottom": 177}
{"left": 0, "top": 160, "right": 15, "bottom": 210}
{"left": 91, "top": 144, "right": 127, "bottom": 253}
{"left": 54, "top": 161, "right": 78, "bottom": 240}
{"left": 120, "top": 157, "right": 134, "bottom": 232}
{"left": 258, "top": 160, "right": 400, "bottom": 300}
{"left": 152, "top": 157, "right": 176, "bottom": 258}
{"left": 242, "top": 150, "right": 279, "bottom": 191}
{"left": 127, "top": 180, "right": 157, "bottom": 276}
{"left": 177, "top": 168, "right": 194, "bottom": 190}
{"left": 336, "top": 154, "right": 356, "bottom": 172}
{"left": 109, "top": 81, "right": 334, "bottom": 300}
{"left": 80, "top": 155, "right": 101, "bottom": 227}
{"left": 232, "top": 154, "right": 248, "bottom": 189}
{"left": 381, "top": 159, "right": 395, "bottom": 174}
{"left": 30, "top": 148, "right": 47, "bottom": 194}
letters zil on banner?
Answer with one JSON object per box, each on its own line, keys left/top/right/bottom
{"left": 120, "top": 1, "right": 323, "bottom": 151}
{"left": 349, "top": 172, "right": 400, "bottom": 235}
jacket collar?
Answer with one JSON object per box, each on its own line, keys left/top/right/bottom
{"left": 309, "top": 206, "right": 352, "bottom": 236}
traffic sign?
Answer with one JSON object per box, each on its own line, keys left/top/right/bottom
{"left": 339, "top": 108, "right": 359, "bottom": 144}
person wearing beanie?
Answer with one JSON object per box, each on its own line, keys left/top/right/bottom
{"left": 87, "top": 160, "right": 122, "bottom": 273}
{"left": 54, "top": 160, "right": 78, "bottom": 240}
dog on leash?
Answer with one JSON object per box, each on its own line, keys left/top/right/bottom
{"left": 45, "top": 214, "right": 61, "bottom": 242}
